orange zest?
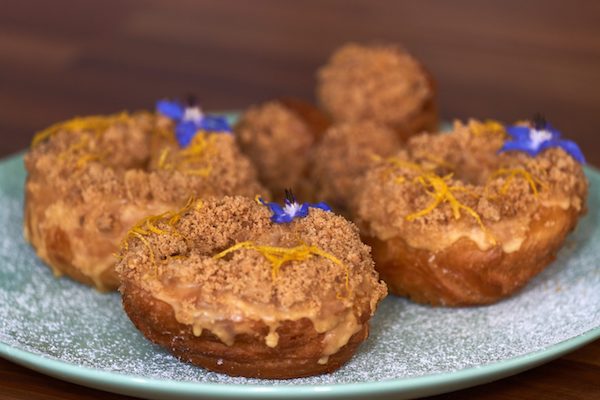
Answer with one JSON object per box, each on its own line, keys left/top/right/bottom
{"left": 213, "top": 241, "right": 351, "bottom": 297}
{"left": 469, "top": 119, "right": 506, "bottom": 137}
{"left": 405, "top": 172, "right": 496, "bottom": 245}
{"left": 32, "top": 113, "right": 131, "bottom": 147}
{"left": 487, "top": 168, "right": 543, "bottom": 197}
{"left": 119, "top": 197, "right": 202, "bottom": 271}
{"left": 156, "top": 132, "right": 215, "bottom": 177}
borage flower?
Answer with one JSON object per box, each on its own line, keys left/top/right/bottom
{"left": 256, "top": 189, "right": 331, "bottom": 224}
{"left": 499, "top": 115, "right": 585, "bottom": 164}
{"left": 156, "top": 97, "right": 231, "bottom": 148}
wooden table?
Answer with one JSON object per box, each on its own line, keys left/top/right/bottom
{"left": 1, "top": 1, "right": 599, "bottom": 398}
{"left": 1, "top": 341, "right": 598, "bottom": 399}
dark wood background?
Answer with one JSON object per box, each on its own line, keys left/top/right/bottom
{"left": 1, "top": 0, "right": 600, "bottom": 163}
{"left": 0, "top": 1, "right": 599, "bottom": 399}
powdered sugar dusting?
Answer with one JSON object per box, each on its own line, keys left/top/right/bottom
{"left": 0, "top": 153, "right": 599, "bottom": 388}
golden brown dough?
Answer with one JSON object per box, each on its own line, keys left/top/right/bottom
{"left": 234, "top": 99, "right": 330, "bottom": 200}
{"left": 117, "top": 196, "right": 387, "bottom": 378}
{"left": 317, "top": 43, "right": 438, "bottom": 140}
{"left": 352, "top": 120, "right": 587, "bottom": 306}
{"left": 24, "top": 112, "right": 264, "bottom": 291}
{"left": 310, "top": 120, "right": 402, "bottom": 213}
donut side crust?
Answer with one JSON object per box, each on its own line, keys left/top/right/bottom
{"left": 367, "top": 205, "right": 582, "bottom": 306}
{"left": 121, "top": 279, "right": 370, "bottom": 379}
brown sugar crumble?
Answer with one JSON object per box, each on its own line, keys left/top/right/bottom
{"left": 27, "top": 113, "right": 265, "bottom": 209}
{"left": 235, "top": 101, "right": 317, "bottom": 199}
{"left": 311, "top": 120, "right": 402, "bottom": 212}
{"left": 118, "top": 196, "right": 387, "bottom": 312}
{"left": 317, "top": 43, "right": 436, "bottom": 134}
{"left": 117, "top": 196, "right": 387, "bottom": 377}
{"left": 352, "top": 120, "right": 588, "bottom": 251}
{"left": 25, "top": 112, "right": 265, "bottom": 290}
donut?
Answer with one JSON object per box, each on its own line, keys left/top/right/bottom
{"left": 117, "top": 195, "right": 387, "bottom": 378}
{"left": 317, "top": 43, "right": 438, "bottom": 140}
{"left": 310, "top": 120, "right": 402, "bottom": 213}
{"left": 352, "top": 118, "right": 587, "bottom": 306}
{"left": 25, "top": 101, "right": 264, "bottom": 291}
{"left": 235, "top": 99, "right": 330, "bottom": 200}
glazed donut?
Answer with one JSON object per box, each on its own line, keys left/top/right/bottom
{"left": 24, "top": 107, "right": 264, "bottom": 291}
{"left": 352, "top": 119, "right": 587, "bottom": 306}
{"left": 310, "top": 120, "right": 402, "bottom": 213}
{"left": 317, "top": 43, "right": 438, "bottom": 140}
{"left": 117, "top": 195, "right": 386, "bottom": 379}
{"left": 235, "top": 99, "right": 330, "bottom": 199}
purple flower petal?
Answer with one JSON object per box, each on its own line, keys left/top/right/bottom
{"left": 157, "top": 98, "right": 233, "bottom": 148}
{"left": 156, "top": 99, "right": 184, "bottom": 120}
{"left": 500, "top": 122, "right": 586, "bottom": 164}
{"left": 554, "top": 140, "right": 586, "bottom": 164}
{"left": 258, "top": 196, "right": 332, "bottom": 224}
{"left": 266, "top": 202, "right": 285, "bottom": 216}
{"left": 499, "top": 140, "right": 538, "bottom": 156}
{"left": 309, "top": 202, "right": 332, "bottom": 212}
{"left": 272, "top": 213, "right": 293, "bottom": 224}
{"left": 199, "top": 115, "right": 232, "bottom": 133}
{"left": 296, "top": 203, "right": 310, "bottom": 218}
{"left": 175, "top": 121, "right": 198, "bottom": 147}
{"left": 505, "top": 126, "right": 531, "bottom": 141}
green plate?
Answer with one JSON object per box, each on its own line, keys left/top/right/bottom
{"left": 1, "top": 151, "right": 599, "bottom": 400}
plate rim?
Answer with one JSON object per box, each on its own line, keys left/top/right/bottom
{"left": 1, "top": 152, "right": 599, "bottom": 399}
{"left": 1, "top": 327, "right": 599, "bottom": 399}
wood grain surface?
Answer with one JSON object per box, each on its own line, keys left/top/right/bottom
{"left": 0, "top": 1, "right": 599, "bottom": 399}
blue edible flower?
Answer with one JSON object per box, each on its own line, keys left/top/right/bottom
{"left": 256, "top": 190, "right": 332, "bottom": 224}
{"left": 156, "top": 98, "right": 231, "bottom": 147}
{"left": 499, "top": 116, "right": 585, "bottom": 164}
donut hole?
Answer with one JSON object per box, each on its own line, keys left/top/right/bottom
{"left": 407, "top": 126, "right": 505, "bottom": 187}
{"left": 317, "top": 43, "right": 435, "bottom": 124}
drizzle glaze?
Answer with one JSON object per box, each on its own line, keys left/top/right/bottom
{"left": 153, "top": 287, "right": 362, "bottom": 363}
{"left": 379, "top": 156, "right": 556, "bottom": 254}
